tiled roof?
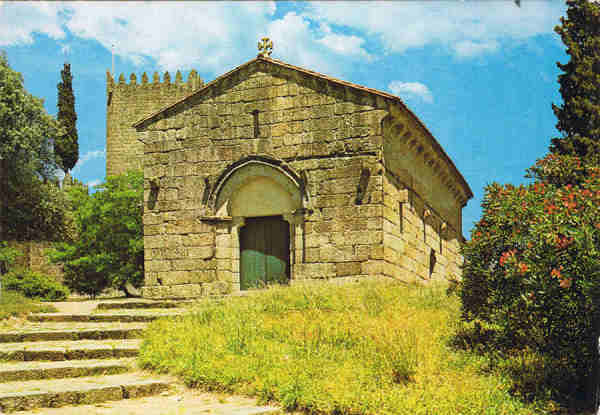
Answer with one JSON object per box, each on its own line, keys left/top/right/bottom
{"left": 133, "top": 55, "right": 473, "bottom": 201}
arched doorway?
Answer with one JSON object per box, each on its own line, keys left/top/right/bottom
{"left": 212, "top": 158, "right": 306, "bottom": 291}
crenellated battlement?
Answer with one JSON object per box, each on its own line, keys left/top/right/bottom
{"left": 106, "top": 68, "right": 204, "bottom": 177}
{"left": 106, "top": 69, "right": 203, "bottom": 92}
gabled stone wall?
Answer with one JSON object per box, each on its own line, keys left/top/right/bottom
{"left": 137, "top": 61, "right": 391, "bottom": 298}
{"left": 132, "top": 58, "right": 470, "bottom": 298}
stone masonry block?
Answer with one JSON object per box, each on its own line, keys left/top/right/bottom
{"left": 336, "top": 262, "right": 362, "bottom": 277}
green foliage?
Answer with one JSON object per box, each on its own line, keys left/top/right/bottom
{"left": 49, "top": 170, "right": 144, "bottom": 298}
{"left": 0, "top": 52, "right": 66, "bottom": 241}
{"left": 3, "top": 268, "right": 69, "bottom": 301}
{"left": 3, "top": 176, "right": 68, "bottom": 241}
{"left": 460, "top": 154, "right": 600, "bottom": 405}
{"left": 551, "top": 0, "right": 600, "bottom": 166}
{"left": 55, "top": 63, "right": 79, "bottom": 172}
{"left": 0, "top": 242, "right": 22, "bottom": 274}
{"left": 0, "top": 290, "right": 57, "bottom": 320}
{"left": 139, "top": 282, "right": 543, "bottom": 414}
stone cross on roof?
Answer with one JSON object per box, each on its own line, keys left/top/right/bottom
{"left": 257, "top": 37, "right": 273, "bottom": 58}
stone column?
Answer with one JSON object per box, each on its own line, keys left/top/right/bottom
{"left": 229, "top": 217, "right": 245, "bottom": 292}
{"left": 287, "top": 209, "right": 307, "bottom": 282}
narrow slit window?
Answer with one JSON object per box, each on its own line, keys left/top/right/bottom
{"left": 252, "top": 110, "right": 259, "bottom": 138}
{"left": 399, "top": 201, "right": 404, "bottom": 233}
{"left": 423, "top": 215, "right": 426, "bottom": 243}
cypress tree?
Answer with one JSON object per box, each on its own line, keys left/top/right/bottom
{"left": 55, "top": 63, "right": 79, "bottom": 173}
{"left": 550, "top": 0, "right": 600, "bottom": 164}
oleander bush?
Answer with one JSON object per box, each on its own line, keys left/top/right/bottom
{"left": 460, "top": 153, "right": 600, "bottom": 405}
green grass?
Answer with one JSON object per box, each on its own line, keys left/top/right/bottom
{"left": 138, "top": 281, "right": 559, "bottom": 414}
{"left": 0, "top": 289, "right": 58, "bottom": 320}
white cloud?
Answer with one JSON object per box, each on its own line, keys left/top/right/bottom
{"left": 61, "top": 2, "right": 280, "bottom": 71}
{"left": 0, "top": 2, "right": 65, "bottom": 46}
{"left": 317, "top": 33, "right": 371, "bottom": 61}
{"left": 0, "top": 3, "right": 371, "bottom": 78}
{"left": 305, "top": 2, "right": 565, "bottom": 58}
{"left": 0, "top": 2, "right": 278, "bottom": 72}
{"left": 453, "top": 40, "right": 499, "bottom": 58}
{"left": 265, "top": 12, "right": 371, "bottom": 77}
{"left": 389, "top": 81, "right": 433, "bottom": 103}
{"left": 72, "top": 149, "right": 106, "bottom": 175}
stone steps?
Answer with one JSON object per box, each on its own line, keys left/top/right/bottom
{"left": 0, "top": 301, "right": 281, "bottom": 414}
{"left": 0, "top": 338, "right": 141, "bottom": 361}
{"left": 96, "top": 300, "right": 192, "bottom": 310}
{"left": 0, "top": 373, "right": 171, "bottom": 413}
{"left": 27, "top": 311, "right": 182, "bottom": 323}
{"left": 0, "top": 326, "right": 145, "bottom": 343}
{"left": 0, "top": 358, "right": 135, "bottom": 382}
{"left": 6, "top": 390, "right": 283, "bottom": 415}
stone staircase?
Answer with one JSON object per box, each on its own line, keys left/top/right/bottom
{"left": 0, "top": 299, "right": 281, "bottom": 414}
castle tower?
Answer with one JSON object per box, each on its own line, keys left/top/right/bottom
{"left": 106, "top": 69, "right": 203, "bottom": 177}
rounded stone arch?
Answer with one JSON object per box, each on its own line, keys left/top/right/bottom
{"left": 209, "top": 156, "right": 309, "bottom": 292}
{"left": 211, "top": 156, "right": 307, "bottom": 217}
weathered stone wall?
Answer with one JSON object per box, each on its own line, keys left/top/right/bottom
{"left": 6, "top": 241, "right": 64, "bottom": 283}
{"left": 381, "top": 173, "right": 463, "bottom": 284}
{"left": 132, "top": 58, "right": 470, "bottom": 298}
{"left": 137, "top": 60, "right": 392, "bottom": 298}
{"left": 106, "top": 70, "right": 203, "bottom": 177}
{"left": 380, "top": 109, "right": 465, "bottom": 282}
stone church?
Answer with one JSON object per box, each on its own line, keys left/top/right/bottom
{"left": 106, "top": 41, "right": 473, "bottom": 299}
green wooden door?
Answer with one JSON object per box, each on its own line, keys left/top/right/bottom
{"left": 240, "top": 216, "right": 290, "bottom": 290}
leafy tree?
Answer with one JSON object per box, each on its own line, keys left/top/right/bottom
{"left": 49, "top": 171, "right": 144, "bottom": 298}
{"left": 550, "top": 0, "right": 600, "bottom": 166}
{"left": 0, "top": 52, "right": 65, "bottom": 241}
{"left": 55, "top": 63, "right": 79, "bottom": 173}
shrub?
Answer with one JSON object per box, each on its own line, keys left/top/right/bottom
{"left": 460, "top": 153, "right": 600, "bottom": 404}
{"left": 49, "top": 170, "right": 144, "bottom": 298}
{"left": 3, "top": 268, "right": 70, "bottom": 301}
{"left": 0, "top": 241, "right": 22, "bottom": 274}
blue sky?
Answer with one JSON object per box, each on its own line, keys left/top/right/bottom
{"left": 0, "top": 1, "right": 569, "bottom": 238}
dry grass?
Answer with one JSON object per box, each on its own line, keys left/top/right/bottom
{"left": 138, "top": 280, "right": 552, "bottom": 414}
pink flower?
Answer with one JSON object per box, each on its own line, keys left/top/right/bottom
{"left": 559, "top": 278, "right": 572, "bottom": 289}
{"left": 517, "top": 262, "right": 529, "bottom": 275}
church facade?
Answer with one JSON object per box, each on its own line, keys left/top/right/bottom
{"left": 106, "top": 50, "right": 472, "bottom": 299}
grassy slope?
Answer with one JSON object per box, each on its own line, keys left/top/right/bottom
{"left": 0, "top": 290, "right": 57, "bottom": 320}
{"left": 138, "top": 281, "right": 549, "bottom": 415}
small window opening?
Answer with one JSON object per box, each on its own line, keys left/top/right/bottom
{"left": 429, "top": 248, "right": 436, "bottom": 277}
{"left": 399, "top": 201, "right": 404, "bottom": 233}
{"left": 252, "top": 110, "right": 259, "bottom": 138}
